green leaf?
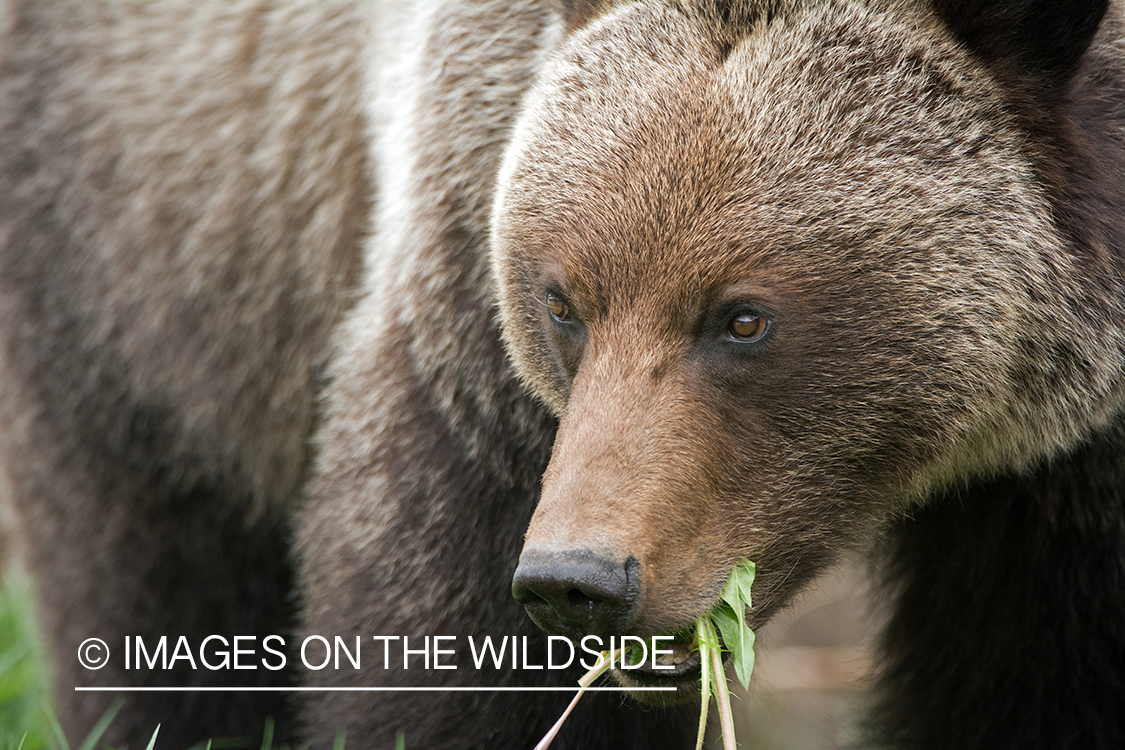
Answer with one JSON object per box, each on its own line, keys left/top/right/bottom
{"left": 713, "top": 559, "right": 756, "bottom": 689}
{"left": 720, "top": 559, "right": 755, "bottom": 618}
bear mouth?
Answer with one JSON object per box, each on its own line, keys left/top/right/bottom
{"left": 611, "top": 628, "right": 709, "bottom": 694}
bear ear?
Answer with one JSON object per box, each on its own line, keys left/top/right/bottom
{"left": 932, "top": 0, "right": 1110, "bottom": 83}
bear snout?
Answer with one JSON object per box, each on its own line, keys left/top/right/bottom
{"left": 511, "top": 549, "right": 640, "bottom": 640}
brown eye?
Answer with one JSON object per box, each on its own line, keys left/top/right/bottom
{"left": 545, "top": 292, "right": 571, "bottom": 322}
{"left": 728, "top": 313, "right": 767, "bottom": 341}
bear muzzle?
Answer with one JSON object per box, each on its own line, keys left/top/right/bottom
{"left": 511, "top": 549, "right": 641, "bottom": 641}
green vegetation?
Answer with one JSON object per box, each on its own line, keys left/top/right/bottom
{"left": 535, "top": 560, "right": 757, "bottom": 750}
{"left": 0, "top": 577, "right": 251, "bottom": 750}
{"left": 696, "top": 559, "right": 756, "bottom": 750}
{"left": 0, "top": 574, "right": 51, "bottom": 750}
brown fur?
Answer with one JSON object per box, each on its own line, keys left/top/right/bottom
{"left": 296, "top": 3, "right": 694, "bottom": 746}
{"left": 0, "top": 0, "right": 370, "bottom": 743}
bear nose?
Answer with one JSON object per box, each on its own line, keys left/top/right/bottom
{"left": 511, "top": 550, "right": 640, "bottom": 640}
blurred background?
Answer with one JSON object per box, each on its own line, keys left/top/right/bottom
{"left": 731, "top": 555, "right": 882, "bottom": 750}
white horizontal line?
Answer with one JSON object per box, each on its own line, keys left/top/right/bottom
{"left": 74, "top": 686, "right": 676, "bottom": 693}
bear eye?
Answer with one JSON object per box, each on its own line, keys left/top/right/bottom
{"left": 728, "top": 313, "right": 768, "bottom": 342}
{"left": 545, "top": 292, "right": 572, "bottom": 323}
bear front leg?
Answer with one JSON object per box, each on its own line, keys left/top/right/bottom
{"left": 872, "top": 413, "right": 1125, "bottom": 750}
{"left": 0, "top": 383, "right": 298, "bottom": 748}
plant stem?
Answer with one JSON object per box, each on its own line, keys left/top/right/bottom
{"left": 532, "top": 648, "right": 622, "bottom": 750}
{"left": 695, "top": 621, "right": 712, "bottom": 750}
{"left": 704, "top": 619, "right": 738, "bottom": 750}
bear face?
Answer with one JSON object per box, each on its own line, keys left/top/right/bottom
{"left": 494, "top": 0, "right": 1125, "bottom": 694}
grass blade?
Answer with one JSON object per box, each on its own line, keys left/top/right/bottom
{"left": 142, "top": 726, "right": 161, "bottom": 750}
{"left": 76, "top": 698, "right": 123, "bottom": 750}
{"left": 45, "top": 705, "right": 70, "bottom": 750}
{"left": 258, "top": 718, "right": 274, "bottom": 750}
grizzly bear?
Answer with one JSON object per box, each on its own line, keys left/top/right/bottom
{"left": 1, "top": 0, "right": 1123, "bottom": 749}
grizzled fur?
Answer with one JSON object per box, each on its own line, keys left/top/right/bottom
{"left": 1, "top": 1, "right": 1124, "bottom": 749}
{"left": 0, "top": 0, "right": 371, "bottom": 743}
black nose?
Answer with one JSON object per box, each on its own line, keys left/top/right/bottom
{"left": 512, "top": 550, "right": 640, "bottom": 639}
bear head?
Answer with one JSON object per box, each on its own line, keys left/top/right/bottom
{"left": 491, "top": 0, "right": 1125, "bottom": 695}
